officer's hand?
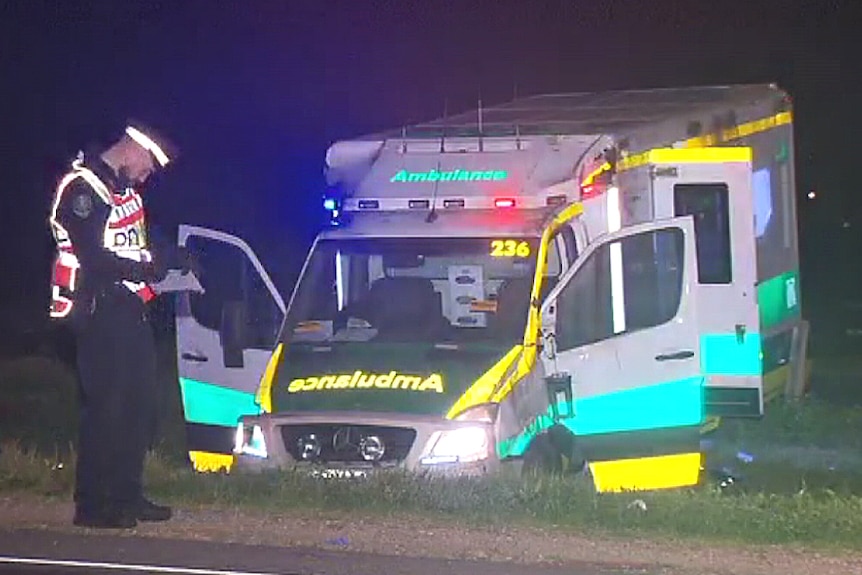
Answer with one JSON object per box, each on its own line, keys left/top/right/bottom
{"left": 176, "top": 246, "right": 201, "bottom": 276}
{"left": 145, "top": 258, "right": 170, "bottom": 283}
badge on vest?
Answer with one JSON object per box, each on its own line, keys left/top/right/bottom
{"left": 72, "top": 193, "right": 93, "bottom": 218}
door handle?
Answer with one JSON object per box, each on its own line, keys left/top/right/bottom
{"left": 181, "top": 352, "right": 209, "bottom": 363}
{"left": 655, "top": 350, "right": 695, "bottom": 362}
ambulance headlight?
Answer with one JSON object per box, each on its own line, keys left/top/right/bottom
{"left": 234, "top": 422, "right": 267, "bottom": 458}
{"left": 421, "top": 426, "right": 490, "bottom": 465}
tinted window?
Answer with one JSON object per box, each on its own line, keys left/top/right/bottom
{"left": 674, "top": 183, "right": 731, "bottom": 284}
{"left": 187, "top": 237, "right": 243, "bottom": 333}
{"left": 187, "top": 236, "right": 281, "bottom": 351}
{"left": 555, "top": 240, "right": 612, "bottom": 350}
{"left": 560, "top": 225, "right": 579, "bottom": 266}
{"left": 556, "top": 227, "right": 685, "bottom": 350}
{"left": 283, "top": 237, "right": 542, "bottom": 346}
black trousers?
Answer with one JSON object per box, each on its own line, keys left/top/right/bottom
{"left": 72, "top": 286, "right": 157, "bottom": 514}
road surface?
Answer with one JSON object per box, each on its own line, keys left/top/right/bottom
{"left": 0, "top": 529, "right": 652, "bottom": 575}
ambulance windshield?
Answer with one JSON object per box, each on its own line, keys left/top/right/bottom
{"left": 284, "top": 236, "right": 558, "bottom": 346}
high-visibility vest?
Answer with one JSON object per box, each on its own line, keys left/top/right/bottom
{"left": 49, "top": 157, "right": 155, "bottom": 319}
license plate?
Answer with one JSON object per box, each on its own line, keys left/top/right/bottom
{"left": 310, "top": 467, "right": 369, "bottom": 480}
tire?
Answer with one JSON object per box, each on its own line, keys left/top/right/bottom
{"left": 521, "top": 432, "right": 564, "bottom": 477}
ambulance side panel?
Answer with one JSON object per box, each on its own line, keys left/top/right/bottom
{"left": 730, "top": 116, "right": 803, "bottom": 403}
{"left": 619, "top": 88, "right": 803, "bottom": 404}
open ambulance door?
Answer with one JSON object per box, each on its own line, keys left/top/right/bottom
{"left": 539, "top": 217, "right": 705, "bottom": 493}
{"left": 618, "top": 147, "right": 763, "bottom": 417}
{"left": 174, "top": 225, "right": 286, "bottom": 472}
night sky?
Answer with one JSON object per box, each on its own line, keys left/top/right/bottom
{"left": 1, "top": 1, "right": 860, "bottom": 341}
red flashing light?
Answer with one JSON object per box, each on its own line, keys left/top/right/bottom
{"left": 581, "top": 185, "right": 603, "bottom": 200}
{"left": 494, "top": 198, "right": 516, "bottom": 208}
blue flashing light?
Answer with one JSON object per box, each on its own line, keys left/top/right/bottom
{"left": 323, "top": 189, "right": 350, "bottom": 227}
{"left": 328, "top": 209, "right": 352, "bottom": 227}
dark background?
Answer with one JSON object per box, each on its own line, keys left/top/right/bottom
{"left": 1, "top": 0, "right": 860, "bottom": 354}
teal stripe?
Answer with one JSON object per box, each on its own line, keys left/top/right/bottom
{"left": 700, "top": 333, "right": 762, "bottom": 376}
{"left": 498, "top": 376, "right": 704, "bottom": 459}
{"left": 179, "top": 377, "right": 261, "bottom": 427}
{"left": 497, "top": 411, "right": 554, "bottom": 459}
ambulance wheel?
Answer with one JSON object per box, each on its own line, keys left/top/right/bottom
{"left": 522, "top": 433, "right": 564, "bottom": 477}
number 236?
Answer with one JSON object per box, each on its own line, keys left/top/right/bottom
{"left": 490, "top": 240, "right": 531, "bottom": 257}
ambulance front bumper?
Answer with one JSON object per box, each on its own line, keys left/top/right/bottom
{"left": 232, "top": 411, "right": 499, "bottom": 477}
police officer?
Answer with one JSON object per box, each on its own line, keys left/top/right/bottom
{"left": 49, "top": 120, "right": 186, "bottom": 529}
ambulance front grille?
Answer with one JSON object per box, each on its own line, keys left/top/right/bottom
{"left": 280, "top": 424, "right": 416, "bottom": 464}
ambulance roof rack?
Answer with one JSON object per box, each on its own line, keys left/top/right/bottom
{"left": 358, "top": 84, "right": 786, "bottom": 141}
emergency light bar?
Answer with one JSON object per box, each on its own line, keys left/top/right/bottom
{"left": 324, "top": 175, "right": 579, "bottom": 224}
{"left": 340, "top": 194, "right": 563, "bottom": 213}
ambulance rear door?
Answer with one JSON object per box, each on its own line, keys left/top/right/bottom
{"left": 618, "top": 147, "right": 763, "bottom": 417}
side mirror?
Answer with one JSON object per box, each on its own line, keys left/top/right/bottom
{"left": 540, "top": 297, "right": 558, "bottom": 360}
{"left": 542, "top": 331, "right": 557, "bottom": 360}
{"left": 220, "top": 300, "right": 247, "bottom": 368}
{"left": 541, "top": 298, "right": 557, "bottom": 333}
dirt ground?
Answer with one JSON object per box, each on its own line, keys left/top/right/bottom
{"left": 1, "top": 494, "right": 861, "bottom": 575}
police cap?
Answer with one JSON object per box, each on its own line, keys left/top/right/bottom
{"left": 124, "top": 118, "right": 179, "bottom": 168}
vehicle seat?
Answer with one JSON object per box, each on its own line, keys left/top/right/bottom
{"left": 363, "top": 277, "right": 446, "bottom": 339}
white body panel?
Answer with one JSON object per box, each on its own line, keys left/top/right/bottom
{"left": 173, "top": 84, "right": 801, "bottom": 477}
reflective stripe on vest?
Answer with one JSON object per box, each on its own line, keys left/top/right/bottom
{"left": 49, "top": 159, "right": 154, "bottom": 318}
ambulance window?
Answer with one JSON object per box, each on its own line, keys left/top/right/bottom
{"left": 187, "top": 237, "right": 244, "bottom": 333}
{"left": 541, "top": 227, "right": 577, "bottom": 300}
{"left": 545, "top": 238, "right": 562, "bottom": 277}
{"left": 752, "top": 168, "right": 773, "bottom": 239}
{"left": 558, "top": 225, "right": 578, "bottom": 266}
{"left": 187, "top": 236, "right": 282, "bottom": 351}
{"left": 673, "top": 183, "right": 731, "bottom": 284}
{"left": 555, "top": 227, "right": 684, "bottom": 349}
{"left": 546, "top": 227, "right": 578, "bottom": 273}
{"left": 555, "top": 242, "right": 612, "bottom": 349}
{"left": 241, "top": 257, "right": 283, "bottom": 349}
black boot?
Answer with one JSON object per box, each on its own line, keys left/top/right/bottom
{"left": 135, "top": 496, "right": 172, "bottom": 522}
{"left": 73, "top": 506, "right": 137, "bottom": 529}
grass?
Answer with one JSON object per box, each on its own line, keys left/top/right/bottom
{"left": 0, "top": 355, "right": 78, "bottom": 456}
{"left": 713, "top": 399, "right": 862, "bottom": 450}
{"left": 2, "top": 351, "right": 862, "bottom": 550}
{"left": 3, "top": 441, "right": 862, "bottom": 549}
